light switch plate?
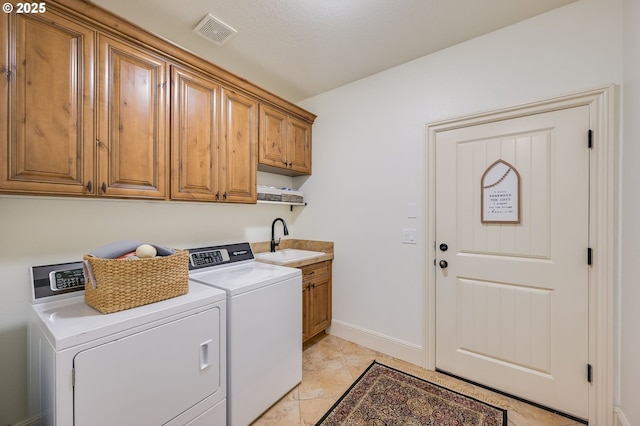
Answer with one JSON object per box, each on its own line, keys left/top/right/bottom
{"left": 402, "top": 228, "right": 417, "bottom": 244}
{"left": 408, "top": 203, "right": 417, "bottom": 218}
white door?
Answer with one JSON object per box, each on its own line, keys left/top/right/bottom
{"left": 73, "top": 307, "right": 223, "bottom": 426}
{"left": 435, "top": 105, "right": 590, "bottom": 419}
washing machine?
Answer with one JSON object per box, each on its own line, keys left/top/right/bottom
{"left": 188, "top": 242, "right": 302, "bottom": 426}
{"left": 28, "top": 260, "right": 227, "bottom": 426}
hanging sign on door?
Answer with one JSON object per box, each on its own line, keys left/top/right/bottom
{"left": 481, "top": 160, "right": 520, "bottom": 223}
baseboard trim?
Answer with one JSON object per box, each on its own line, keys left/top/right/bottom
{"left": 328, "top": 320, "right": 424, "bottom": 367}
{"left": 614, "top": 407, "right": 631, "bottom": 426}
{"left": 12, "top": 415, "right": 44, "bottom": 426}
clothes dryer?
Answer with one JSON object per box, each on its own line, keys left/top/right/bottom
{"left": 29, "top": 261, "right": 227, "bottom": 426}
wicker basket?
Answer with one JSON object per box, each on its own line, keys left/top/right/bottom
{"left": 83, "top": 249, "right": 189, "bottom": 314}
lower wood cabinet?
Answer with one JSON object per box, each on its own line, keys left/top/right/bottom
{"left": 301, "top": 260, "right": 332, "bottom": 343}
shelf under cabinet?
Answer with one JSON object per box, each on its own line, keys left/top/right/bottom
{"left": 257, "top": 200, "right": 306, "bottom": 210}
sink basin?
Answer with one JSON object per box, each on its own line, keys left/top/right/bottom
{"left": 254, "top": 249, "right": 324, "bottom": 265}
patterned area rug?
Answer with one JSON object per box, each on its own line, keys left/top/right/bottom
{"left": 316, "top": 361, "right": 507, "bottom": 426}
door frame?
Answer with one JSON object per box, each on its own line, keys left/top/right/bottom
{"left": 425, "top": 85, "right": 616, "bottom": 425}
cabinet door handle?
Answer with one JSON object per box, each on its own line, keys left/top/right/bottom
{"left": 101, "top": 182, "right": 107, "bottom": 193}
{"left": 215, "top": 192, "right": 219, "bottom": 200}
{"left": 223, "top": 192, "right": 227, "bottom": 200}
{"left": 86, "top": 180, "right": 93, "bottom": 192}
{"left": 199, "top": 339, "right": 212, "bottom": 371}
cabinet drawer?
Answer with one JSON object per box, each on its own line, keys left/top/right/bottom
{"left": 301, "top": 261, "right": 331, "bottom": 281}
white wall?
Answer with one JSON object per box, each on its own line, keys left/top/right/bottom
{"left": 297, "top": 0, "right": 625, "bottom": 414}
{"left": 620, "top": 0, "right": 640, "bottom": 424}
{"left": 0, "top": 175, "right": 295, "bottom": 424}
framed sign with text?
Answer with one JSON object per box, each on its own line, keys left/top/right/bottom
{"left": 481, "top": 160, "right": 520, "bottom": 223}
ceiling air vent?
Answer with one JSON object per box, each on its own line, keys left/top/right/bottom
{"left": 193, "top": 13, "right": 237, "bottom": 46}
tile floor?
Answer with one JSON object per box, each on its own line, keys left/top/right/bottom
{"left": 252, "top": 334, "right": 585, "bottom": 426}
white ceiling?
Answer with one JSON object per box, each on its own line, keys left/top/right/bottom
{"left": 89, "top": 0, "right": 576, "bottom": 103}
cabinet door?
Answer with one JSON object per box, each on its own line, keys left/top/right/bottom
{"left": 219, "top": 87, "right": 257, "bottom": 203}
{"left": 258, "top": 104, "right": 287, "bottom": 168}
{"left": 0, "top": 9, "right": 95, "bottom": 195}
{"left": 287, "top": 116, "right": 312, "bottom": 175}
{"left": 97, "top": 34, "right": 168, "bottom": 199}
{"left": 309, "top": 274, "right": 332, "bottom": 337}
{"left": 171, "top": 65, "right": 219, "bottom": 201}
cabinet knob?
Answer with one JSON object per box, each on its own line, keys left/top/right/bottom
{"left": 86, "top": 180, "right": 93, "bottom": 192}
{"left": 101, "top": 182, "right": 107, "bottom": 193}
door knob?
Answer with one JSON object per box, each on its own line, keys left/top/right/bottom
{"left": 439, "top": 243, "right": 448, "bottom": 252}
{"left": 439, "top": 260, "right": 448, "bottom": 269}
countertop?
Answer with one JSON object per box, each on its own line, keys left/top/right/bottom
{"left": 251, "top": 239, "right": 334, "bottom": 268}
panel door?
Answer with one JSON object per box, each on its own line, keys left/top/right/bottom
{"left": 171, "top": 65, "right": 219, "bottom": 201}
{"left": 435, "top": 106, "right": 590, "bottom": 419}
{"left": 97, "top": 34, "right": 168, "bottom": 199}
{"left": 309, "top": 274, "right": 332, "bottom": 336}
{"left": 74, "top": 307, "right": 223, "bottom": 426}
{"left": 219, "top": 87, "right": 257, "bottom": 203}
{"left": 0, "top": 8, "right": 95, "bottom": 195}
{"left": 287, "top": 116, "right": 312, "bottom": 175}
{"left": 259, "top": 104, "right": 287, "bottom": 168}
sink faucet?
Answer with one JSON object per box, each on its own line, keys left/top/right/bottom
{"left": 270, "top": 218, "right": 289, "bottom": 252}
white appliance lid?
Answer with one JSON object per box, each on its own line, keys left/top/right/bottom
{"left": 30, "top": 281, "right": 226, "bottom": 350}
{"left": 189, "top": 261, "right": 301, "bottom": 296}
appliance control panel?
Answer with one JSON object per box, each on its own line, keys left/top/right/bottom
{"left": 188, "top": 242, "right": 254, "bottom": 271}
{"left": 49, "top": 268, "right": 85, "bottom": 291}
{"left": 189, "top": 249, "right": 230, "bottom": 268}
{"left": 31, "top": 261, "right": 86, "bottom": 303}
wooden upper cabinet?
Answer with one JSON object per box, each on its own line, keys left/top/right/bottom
{"left": 219, "top": 87, "right": 257, "bottom": 203}
{"left": 170, "top": 65, "right": 219, "bottom": 201}
{"left": 0, "top": 9, "right": 95, "bottom": 195}
{"left": 0, "top": 0, "right": 314, "bottom": 201}
{"left": 258, "top": 104, "right": 311, "bottom": 176}
{"left": 259, "top": 105, "right": 288, "bottom": 168}
{"left": 287, "top": 115, "right": 312, "bottom": 175}
{"left": 97, "top": 34, "right": 169, "bottom": 199}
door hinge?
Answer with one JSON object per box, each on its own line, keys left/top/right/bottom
{"left": 587, "top": 247, "right": 593, "bottom": 265}
{"left": 72, "top": 368, "right": 75, "bottom": 387}
{"left": 587, "top": 364, "right": 593, "bottom": 383}
{"left": 588, "top": 129, "right": 593, "bottom": 149}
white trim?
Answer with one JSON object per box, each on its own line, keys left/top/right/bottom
{"left": 328, "top": 320, "right": 424, "bottom": 366}
{"left": 12, "top": 415, "right": 45, "bottom": 426}
{"left": 425, "top": 85, "right": 616, "bottom": 426}
{"left": 614, "top": 407, "right": 631, "bottom": 426}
